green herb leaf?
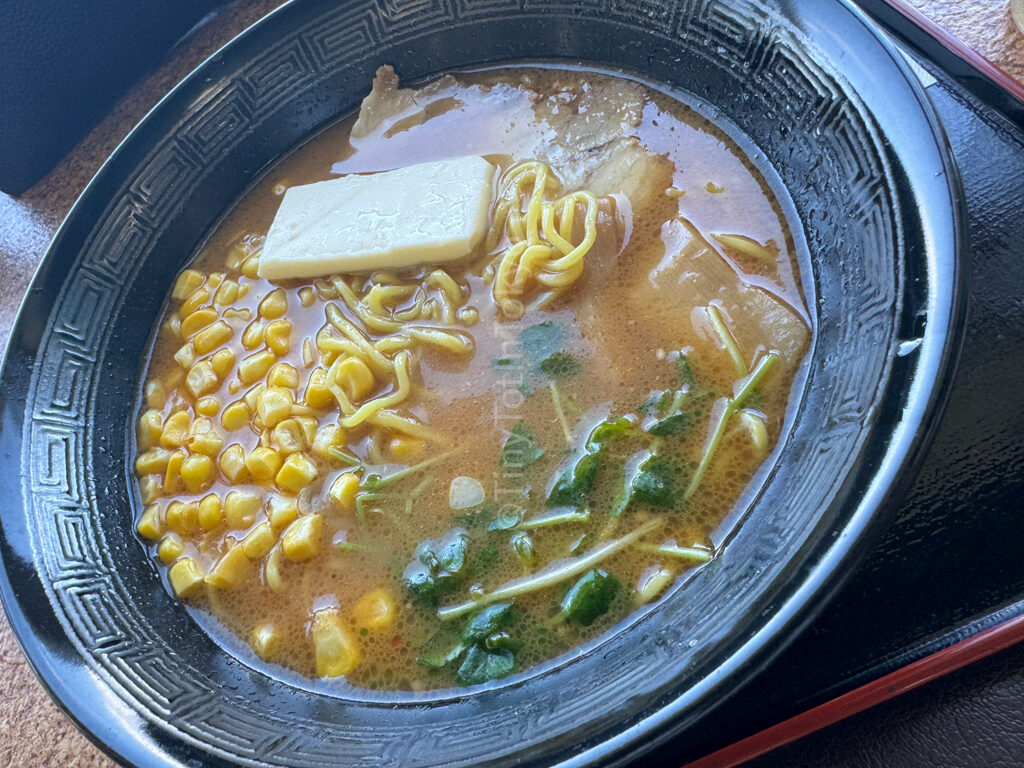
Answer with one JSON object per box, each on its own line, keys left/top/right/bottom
{"left": 487, "top": 510, "right": 523, "bottom": 531}
{"left": 484, "top": 631, "right": 524, "bottom": 653}
{"left": 560, "top": 569, "right": 621, "bottom": 626}
{"left": 416, "top": 627, "right": 465, "bottom": 668}
{"left": 404, "top": 529, "right": 469, "bottom": 607}
{"left": 462, "top": 602, "right": 515, "bottom": 644}
{"left": 586, "top": 417, "right": 633, "bottom": 451}
{"left": 640, "top": 390, "right": 674, "bottom": 416}
{"left": 647, "top": 411, "right": 696, "bottom": 438}
{"left": 630, "top": 455, "right": 679, "bottom": 509}
{"left": 539, "top": 352, "right": 582, "bottom": 379}
{"left": 546, "top": 451, "right": 600, "bottom": 507}
{"left": 677, "top": 354, "right": 697, "bottom": 388}
{"left": 518, "top": 321, "right": 566, "bottom": 364}
{"left": 456, "top": 646, "right": 515, "bottom": 685}
{"left": 439, "top": 534, "right": 468, "bottom": 574}
{"left": 500, "top": 421, "right": 544, "bottom": 470}
{"left": 468, "top": 542, "right": 500, "bottom": 579}
{"left": 511, "top": 532, "right": 536, "bottom": 567}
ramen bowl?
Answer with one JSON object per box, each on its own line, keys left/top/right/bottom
{"left": 0, "top": 0, "right": 963, "bottom": 765}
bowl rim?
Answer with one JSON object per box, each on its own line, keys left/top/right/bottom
{"left": 0, "top": 0, "right": 967, "bottom": 765}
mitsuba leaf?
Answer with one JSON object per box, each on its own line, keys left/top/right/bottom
{"left": 539, "top": 352, "right": 582, "bottom": 379}
{"left": 677, "top": 354, "right": 697, "bottom": 389}
{"left": 647, "top": 411, "right": 696, "bottom": 438}
{"left": 586, "top": 417, "right": 633, "bottom": 451}
{"left": 484, "top": 631, "right": 524, "bottom": 653}
{"left": 456, "top": 646, "right": 515, "bottom": 685}
{"left": 487, "top": 511, "right": 522, "bottom": 531}
{"left": 640, "top": 390, "right": 674, "bottom": 416}
{"left": 403, "top": 529, "right": 469, "bottom": 607}
{"left": 468, "top": 542, "right": 500, "bottom": 579}
{"left": 518, "top": 321, "right": 566, "bottom": 364}
{"left": 462, "top": 602, "right": 515, "bottom": 644}
{"left": 416, "top": 627, "right": 465, "bottom": 669}
{"left": 546, "top": 451, "right": 600, "bottom": 507}
{"left": 630, "top": 455, "right": 679, "bottom": 509}
{"left": 500, "top": 421, "right": 544, "bottom": 470}
{"left": 560, "top": 569, "right": 621, "bottom": 626}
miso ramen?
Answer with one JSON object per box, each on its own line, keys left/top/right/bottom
{"left": 132, "top": 66, "right": 810, "bottom": 690}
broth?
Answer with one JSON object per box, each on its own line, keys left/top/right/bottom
{"left": 132, "top": 66, "right": 809, "bottom": 690}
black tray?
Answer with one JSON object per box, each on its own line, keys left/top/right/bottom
{"left": 649, "top": 8, "right": 1024, "bottom": 765}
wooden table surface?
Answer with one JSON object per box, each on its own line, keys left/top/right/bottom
{"left": 1, "top": 2, "right": 1022, "bottom": 766}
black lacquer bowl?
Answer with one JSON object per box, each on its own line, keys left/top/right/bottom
{"left": 0, "top": 0, "right": 964, "bottom": 766}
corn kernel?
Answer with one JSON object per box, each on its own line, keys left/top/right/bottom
{"left": 180, "top": 307, "right": 218, "bottom": 338}
{"left": 195, "top": 396, "right": 220, "bottom": 416}
{"left": 303, "top": 368, "right": 333, "bottom": 409}
{"left": 135, "top": 447, "right": 171, "bottom": 476}
{"left": 137, "top": 409, "right": 164, "bottom": 449}
{"left": 312, "top": 608, "right": 360, "bottom": 676}
{"left": 239, "top": 349, "right": 276, "bottom": 384}
{"left": 242, "top": 522, "right": 275, "bottom": 559}
{"left": 173, "top": 270, "right": 205, "bottom": 301}
{"left": 245, "top": 447, "right": 282, "bottom": 483}
{"left": 389, "top": 435, "right": 425, "bottom": 463}
{"left": 312, "top": 423, "right": 346, "bottom": 459}
{"left": 243, "top": 383, "right": 265, "bottom": 412}
{"left": 267, "top": 495, "right": 298, "bottom": 532}
{"left": 298, "top": 286, "right": 315, "bottom": 307}
{"left": 198, "top": 493, "right": 223, "bottom": 531}
{"left": 257, "top": 387, "right": 293, "bottom": 429}
{"left": 295, "top": 417, "right": 317, "bottom": 445}
{"left": 227, "top": 379, "right": 241, "bottom": 395}
{"left": 226, "top": 241, "right": 248, "bottom": 271}
{"left": 181, "top": 454, "right": 215, "bottom": 493}
{"left": 169, "top": 557, "right": 205, "bottom": 597}
{"left": 276, "top": 453, "right": 317, "bottom": 493}
{"left": 335, "top": 357, "right": 375, "bottom": 401}
{"left": 281, "top": 514, "right": 322, "bottom": 562}
{"left": 136, "top": 503, "right": 163, "bottom": 540}
{"left": 271, "top": 419, "right": 307, "bottom": 455}
{"left": 185, "top": 417, "right": 224, "bottom": 457}
{"left": 163, "top": 314, "right": 182, "bottom": 338}
{"left": 180, "top": 287, "right": 210, "bottom": 317}
{"left": 213, "top": 279, "right": 239, "bottom": 306}
{"left": 241, "top": 319, "right": 265, "bottom": 350}
{"left": 174, "top": 343, "right": 196, "bottom": 369}
{"left": 264, "top": 320, "right": 292, "bottom": 357}
{"left": 258, "top": 288, "right": 288, "bottom": 319}
{"left": 144, "top": 380, "right": 167, "bottom": 409}
{"left": 158, "top": 534, "right": 185, "bottom": 564}
{"left": 211, "top": 348, "right": 236, "bottom": 379}
{"left": 241, "top": 254, "right": 260, "bottom": 278}
{"left": 267, "top": 362, "right": 298, "bottom": 389}
{"left": 207, "top": 272, "right": 225, "bottom": 290}
{"left": 224, "top": 490, "right": 261, "bottom": 529}
{"left": 193, "top": 320, "right": 232, "bottom": 354}
{"left": 139, "top": 475, "right": 162, "bottom": 504}
{"left": 206, "top": 543, "right": 252, "bottom": 589}
{"left": 264, "top": 545, "right": 285, "bottom": 592}
{"left": 158, "top": 411, "right": 189, "bottom": 448}
{"left": 163, "top": 449, "right": 186, "bottom": 494}
{"left": 186, "top": 360, "right": 219, "bottom": 399}
{"left": 328, "top": 472, "right": 360, "bottom": 512}
{"left": 250, "top": 622, "right": 280, "bottom": 660}
{"left": 165, "top": 500, "right": 199, "bottom": 536}
{"left": 219, "top": 443, "right": 249, "bottom": 483}
{"left": 221, "top": 400, "right": 251, "bottom": 431}
{"left": 302, "top": 338, "right": 315, "bottom": 368}
{"left": 352, "top": 588, "right": 398, "bottom": 632}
